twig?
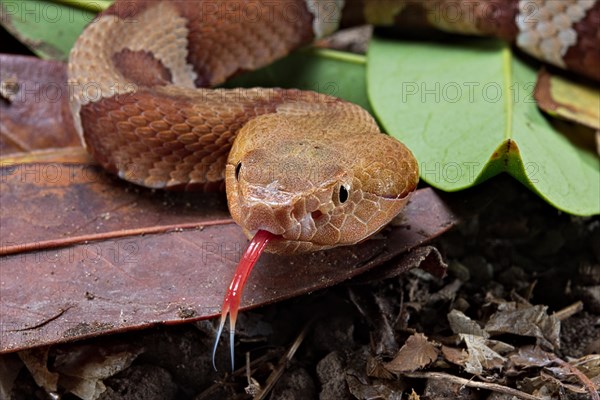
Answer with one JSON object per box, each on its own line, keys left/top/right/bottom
{"left": 245, "top": 352, "right": 261, "bottom": 396}
{"left": 401, "top": 371, "right": 544, "bottom": 400}
{"left": 9, "top": 306, "right": 73, "bottom": 331}
{"left": 553, "top": 301, "right": 584, "bottom": 321}
{"left": 253, "top": 319, "right": 315, "bottom": 400}
{"left": 0, "top": 219, "right": 235, "bottom": 256}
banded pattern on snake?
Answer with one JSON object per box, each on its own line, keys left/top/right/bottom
{"left": 68, "top": 0, "right": 599, "bottom": 369}
{"left": 68, "top": 0, "right": 599, "bottom": 252}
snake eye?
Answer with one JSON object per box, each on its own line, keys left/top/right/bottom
{"left": 235, "top": 162, "right": 242, "bottom": 181}
{"left": 338, "top": 185, "right": 349, "bottom": 204}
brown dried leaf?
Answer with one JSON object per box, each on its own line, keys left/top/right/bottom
{"left": 508, "top": 345, "right": 555, "bottom": 369}
{"left": 486, "top": 340, "right": 515, "bottom": 355}
{"left": 447, "top": 309, "right": 488, "bottom": 338}
{"left": 540, "top": 371, "right": 590, "bottom": 394}
{"left": 459, "top": 334, "right": 506, "bottom": 375}
{"left": 18, "top": 348, "right": 59, "bottom": 393}
{"left": 509, "top": 348, "right": 600, "bottom": 399}
{"left": 1, "top": 184, "right": 459, "bottom": 353}
{"left": 0, "top": 55, "right": 80, "bottom": 154}
{"left": 0, "top": 158, "right": 230, "bottom": 248}
{"left": 366, "top": 356, "right": 395, "bottom": 380}
{"left": 53, "top": 342, "right": 143, "bottom": 400}
{"left": 440, "top": 345, "right": 469, "bottom": 367}
{"left": 535, "top": 68, "right": 600, "bottom": 130}
{"left": 571, "top": 354, "right": 600, "bottom": 379}
{"left": 485, "top": 304, "right": 561, "bottom": 351}
{"left": 518, "top": 374, "right": 562, "bottom": 398}
{"left": 384, "top": 333, "right": 439, "bottom": 373}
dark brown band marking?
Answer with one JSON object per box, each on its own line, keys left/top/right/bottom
{"left": 112, "top": 49, "right": 173, "bottom": 87}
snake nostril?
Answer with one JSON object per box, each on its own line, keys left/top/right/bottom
{"left": 311, "top": 210, "right": 323, "bottom": 220}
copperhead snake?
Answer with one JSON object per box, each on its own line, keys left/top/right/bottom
{"left": 68, "top": 0, "right": 599, "bottom": 369}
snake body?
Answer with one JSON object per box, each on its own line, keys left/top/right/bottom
{"left": 68, "top": 0, "right": 599, "bottom": 254}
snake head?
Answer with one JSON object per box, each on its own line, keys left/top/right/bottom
{"left": 225, "top": 112, "right": 419, "bottom": 254}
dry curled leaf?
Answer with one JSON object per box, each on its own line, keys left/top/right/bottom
{"left": 507, "top": 347, "right": 600, "bottom": 399}
{"left": 447, "top": 309, "right": 488, "bottom": 338}
{"left": 508, "top": 345, "right": 555, "bottom": 370}
{"left": 440, "top": 345, "right": 469, "bottom": 367}
{"left": 535, "top": 68, "right": 600, "bottom": 130}
{"left": 52, "top": 342, "right": 143, "bottom": 400}
{"left": 459, "top": 334, "right": 506, "bottom": 375}
{"left": 407, "top": 389, "right": 421, "bottom": 400}
{"left": 0, "top": 55, "right": 80, "bottom": 154}
{"left": 485, "top": 304, "right": 561, "bottom": 351}
{"left": 366, "top": 356, "right": 395, "bottom": 380}
{"left": 18, "top": 348, "right": 59, "bottom": 393}
{"left": 384, "top": 333, "right": 439, "bottom": 373}
{"left": 571, "top": 354, "right": 600, "bottom": 379}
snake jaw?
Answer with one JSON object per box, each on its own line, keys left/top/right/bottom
{"left": 212, "top": 229, "right": 277, "bottom": 371}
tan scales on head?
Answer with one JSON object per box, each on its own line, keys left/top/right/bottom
{"left": 225, "top": 101, "right": 418, "bottom": 254}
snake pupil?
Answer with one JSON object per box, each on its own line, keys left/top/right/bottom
{"left": 339, "top": 185, "right": 349, "bottom": 204}
{"left": 235, "top": 162, "right": 242, "bottom": 181}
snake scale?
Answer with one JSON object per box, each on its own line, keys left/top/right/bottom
{"left": 68, "top": 0, "right": 599, "bottom": 368}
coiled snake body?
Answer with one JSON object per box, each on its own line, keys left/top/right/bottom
{"left": 68, "top": 0, "right": 599, "bottom": 368}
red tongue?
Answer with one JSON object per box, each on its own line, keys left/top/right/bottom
{"left": 212, "top": 229, "right": 275, "bottom": 371}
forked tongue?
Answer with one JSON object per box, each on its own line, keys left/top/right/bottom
{"left": 212, "top": 229, "right": 276, "bottom": 371}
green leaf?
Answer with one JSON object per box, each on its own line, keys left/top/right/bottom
{"left": 0, "top": 0, "right": 110, "bottom": 60}
{"left": 367, "top": 37, "right": 599, "bottom": 216}
{"left": 225, "top": 48, "right": 371, "bottom": 112}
